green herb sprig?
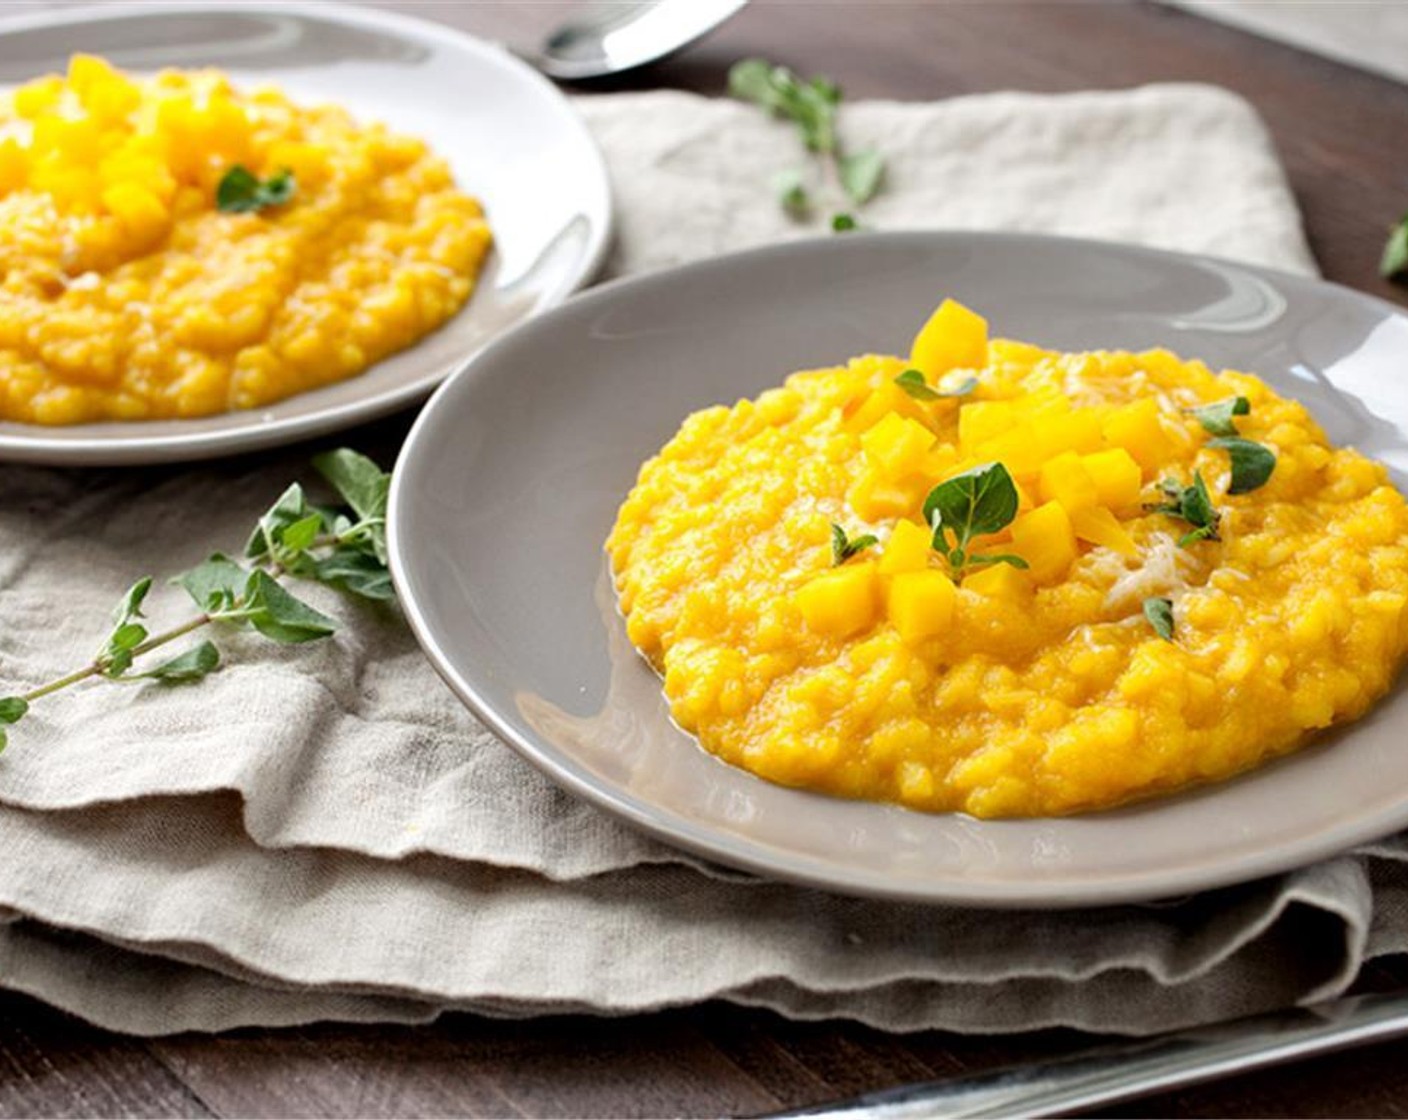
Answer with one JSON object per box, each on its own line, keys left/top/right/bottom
{"left": 1143, "top": 596, "right": 1175, "bottom": 642}
{"left": 1146, "top": 471, "right": 1221, "bottom": 547}
{"left": 831, "top": 523, "right": 878, "bottom": 565}
{"left": 217, "top": 165, "right": 296, "bottom": 214}
{"left": 729, "top": 58, "right": 885, "bottom": 232}
{"left": 894, "top": 368, "right": 977, "bottom": 402}
{"left": 0, "top": 449, "right": 391, "bottom": 752}
{"left": 923, "top": 462, "right": 1029, "bottom": 577}
{"left": 1383, "top": 213, "right": 1408, "bottom": 281}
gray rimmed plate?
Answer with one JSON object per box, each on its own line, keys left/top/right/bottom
{"left": 0, "top": 1, "right": 611, "bottom": 466}
{"left": 389, "top": 232, "right": 1408, "bottom": 908}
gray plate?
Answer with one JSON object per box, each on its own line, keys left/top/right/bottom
{"left": 389, "top": 232, "right": 1408, "bottom": 908}
{"left": 0, "top": 1, "right": 612, "bottom": 465}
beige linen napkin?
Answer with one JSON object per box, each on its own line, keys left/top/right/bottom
{"left": 2, "top": 84, "right": 1383, "bottom": 1038}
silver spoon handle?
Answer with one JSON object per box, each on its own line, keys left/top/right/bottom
{"left": 766, "top": 990, "right": 1408, "bottom": 1119}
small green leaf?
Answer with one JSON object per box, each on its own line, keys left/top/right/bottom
{"left": 1208, "top": 437, "right": 1276, "bottom": 495}
{"left": 177, "top": 553, "right": 248, "bottom": 613}
{"left": 108, "top": 623, "right": 148, "bottom": 652}
{"left": 1184, "top": 471, "right": 1219, "bottom": 528}
{"left": 313, "top": 545, "right": 395, "bottom": 602}
{"left": 830, "top": 523, "right": 877, "bottom": 566}
{"left": 111, "top": 577, "right": 152, "bottom": 628}
{"left": 773, "top": 168, "right": 810, "bottom": 216}
{"left": 282, "top": 513, "right": 322, "bottom": 554}
{"left": 1382, "top": 215, "right": 1408, "bottom": 281}
{"left": 138, "top": 641, "right": 220, "bottom": 683}
{"left": 727, "top": 59, "right": 777, "bottom": 106}
{"left": 924, "top": 462, "right": 1021, "bottom": 559}
{"left": 894, "top": 369, "right": 941, "bottom": 401}
{"left": 217, "top": 165, "right": 296, "bottom": 214}
{"left": 1189, "top": 396, "right": 1250, "bottom": 438}
{"left": 831, "top": 212, "right": 857, "bottom": 233}
{"left": 1143, "top": 596, "right": 1175, "bottom": 641}
{"left": 967, "top": 552, "right": 1029, "bottom": 570}
{"left": 0, "top": 697, "right": 27, "bottom": 724}
{"left": 838, "top": 148, "right": 884, "bottom": 205}
{"left": 242, "top": 570, "right": 337, "bottom": 644}
{"left": 313, "top": 449, "right": 388, "bottom": 524}
{"left": 246, "top": 483, "right": 310, "bottom": 559}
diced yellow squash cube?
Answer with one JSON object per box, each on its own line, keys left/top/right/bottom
{"left": 1032, "top": 408, "right": 1104, "bottom": 457}
{"left": 1102, "top": 398, "right": 1173, "bottom": 471}
{"left": 1038, "top": 451, "right": 1100, "bottom": 513}
{"left": 888, "top": 569, "right": 956, "bottom": 642}
{"left": 0, "top": 139, "right": 25, "bottom": 195}
{"left": 918, "top": 444, "right": 960, "bottom": 480}
{"left": 878, "top": 519, "right": 933, "bottom": 575}
{"left": 13, "top": 76, "right": 63, "bottom": 119}
{"left": 861, "top": 413, "right": 935, "bottom": 477}
{"left": 843, "top": 382, "right": 918, "bottom": 433}
{"left": 1010, "top": 500, "right": 1077, "bottom": 584}
{"left": 101, "top": 182, "right": 170, "bottom": 238}
{"left": 962, "top": 561, "right": 1031, "bottom": 601}
{"left": 958, "top": 400, "right": 1015, "bottom": 449}
{"left": 1081, "top": 448, "right": 1143, "bottom": 508}
{"left": 796, "top": 562, "right": 880, "bottom": 637}
{"left": 970, "top": 425, "right": 1046, "bottom": 479}
{"left": 910, "top": 299, "right": 988, "bottom": 377}
{"left": 848, "top": 468, "right": 920, "bottom": 521}
{"left": 1071, "top": 506, "right": 1138, "bottom": 558}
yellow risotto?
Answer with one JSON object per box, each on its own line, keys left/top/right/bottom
{"left": 607, "top": 299, "right": 1408, "bottom": 818}
{"left": 0, "top": 55, "right": 491, "bottom": 424}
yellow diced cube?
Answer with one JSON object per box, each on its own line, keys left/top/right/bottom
{"left": 970, "top": 425, "right": 1046, "bottom": 479}
{"left": 1010, "top": 500, "right": 1077, "bottom": 584}
{"left": 848, "top": 467, "right": 920, "bottom": 521}
{"left": 962, "top": 561, "right": 1031, "bottom": 601}
{"left": 1081, "top": 448, "right": 1144, "bottom": 508}
{"left": 13, "top": 76, "right": 62, "bottom": 119}
{"left": 958, "top": 400, "right": 1015, "bottom": 449}
{"left": 861, "top": 413, "right": 935, "bottom": 477}
{"left": 0, "top": 139, "right": 26, "bottom": 195}
{"left": 878, "top": 519, "right": 933, "bottom": 575}
{"left": 1038, "top": 451, "right": 1100, "bottom": 513}
{"left": 1070, "top": 506, "right": 1138, "bottom": 558}
{"left": 1033, "top": 408, "right": 1104, "bottom": 457}
{"left": 101, "top": 182, "right": 170, "bottom": 238}
{"left": 1102, "top": 399, "right": 1174, "bottom": 471}
{"left": 796, "top": 562, "right": 880, "bottom": 637}
{"left": 888, "top": 569, "right": 956, "bottom": 642}
{"left": 910, "top": 299, "right": 989, "bottom": 376}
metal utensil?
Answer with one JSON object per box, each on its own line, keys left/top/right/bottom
{"left": 766, "top": 988, "right": 1408, "bottom": 1118}
{"left": 525, "top": 0, "right": 749, "bottom": 81}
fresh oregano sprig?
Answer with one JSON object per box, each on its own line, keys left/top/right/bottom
{"left": 217, "top": 165, "right": 296, "bottom": 214}
{"left": 1146, "top": 471, "right": 1221, "bottom": 547}
{"left": 831, "top": 523, "right": 878, "bottom": 565}
{"left": 1383, "top": 213, "right": 1408, "bottom": 281}
{"left": 728, "top": 58, "right": 885, "bottom": 232}
{"left": 923, "top": 462, "right": 1029, "bottom": 577}
{"left": 1143, "top": 596, "right": 1175, "bottom": 642}
{"left": 0, "top": 449, "right": 391, "bottom": 752}
{"left": 894, "top": 368, "right": 977, "bottom": 402}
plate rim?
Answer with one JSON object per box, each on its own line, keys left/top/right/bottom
{"left": 0, "top": 0, "right": 613, "bottom": 466}
{"left": 389, "top": 229, "right": 1408, "bottom": 908}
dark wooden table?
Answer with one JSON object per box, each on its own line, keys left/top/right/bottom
{"left": 6, "top": 2, "right": 1408, "bottom": 1116}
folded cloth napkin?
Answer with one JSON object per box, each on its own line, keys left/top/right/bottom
{"left": 4, "top": 83, "right": 1386, "bottom": 1039}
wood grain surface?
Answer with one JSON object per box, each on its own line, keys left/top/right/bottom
{"left": 5, "top": 1, "right": 1408, "bottom": 1116}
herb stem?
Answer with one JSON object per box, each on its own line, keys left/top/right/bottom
{"left": 20, "top": 612, "right": 213, "bottom": 704}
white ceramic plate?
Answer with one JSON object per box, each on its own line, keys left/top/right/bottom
{"left": 390, "top": 232, "right": 1408, "bottom": 908}
{"left": 0, "top": 1, "right": 611, "bottom": 465}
